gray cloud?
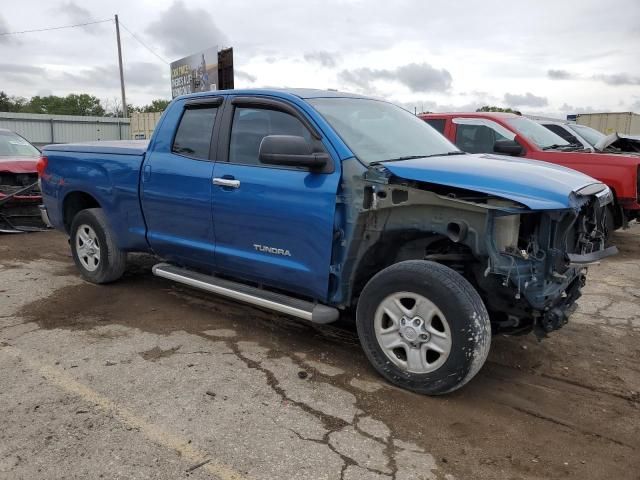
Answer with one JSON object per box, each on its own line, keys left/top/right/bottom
{"left": 548, "top": 69, "right": 574, "bottom": 80}
{"left": 146, "top": 0, "right": 227, "bottom": 59}
{"left": 304, "top": 51, "right": 340, "bottom": 68}
{"left": 593, "top": 73, "right": 640, "bottom": 86}
{"left": 62, "top": 62, "right": 168, "bottom": 90}
{"left": 0, "top": 14, "right": 17, "bottom": 44}
{"left": 339, "top": 62, "right": 452, "bottom": 93}
{"left": 0, "top": 64, "right": 45, "bottom": 74}
{"left": 235, "top": 70, "right": 256, "bottom": 83}
{"left": 504, "top": 92, "right": 548, "bottom": 107}
{"left": 55, "top": 2, "right": 107, "bottom": 35}
{"left": 558, "top": 103, "right": 597, "bottom": 114}
{"left": 0, "top": 64, "right": 47, "bottom": 85}
{"left": 58, "top": 2, "right": 92, "bottom": 22}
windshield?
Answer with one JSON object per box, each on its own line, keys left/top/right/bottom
{"left": 0, "top": 131, "right": 40, "bottom": 157}
{"left": 568, "top": 124, "right": 605, "bottom": 147}
{"left": 504, "top": 117, "right": 570, "bottom": 149}
{"left": 307, "top": 97, "right": 459, "bottom": 165}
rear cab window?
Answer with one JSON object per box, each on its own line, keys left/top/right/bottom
{"left": 544, "top": 124, "right": 576, "bottom": 143}
{"left": 424, "top": 118, "right": 446, "bottom": 135}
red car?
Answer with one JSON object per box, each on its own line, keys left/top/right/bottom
{"left": 0, "top": 128, "right": 44, "bottom": 232}
{"left": 420, "top": 112, "right": 640, "bottom": 229}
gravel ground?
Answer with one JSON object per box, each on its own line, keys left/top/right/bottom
{"left": 1, "top": 226, "right": 638, "bottom": 480}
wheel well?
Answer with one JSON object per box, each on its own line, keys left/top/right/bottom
{"left": 63, "top": 191, "right": 100, "bottom": 232}
{"left": 351, "top": 233, "right": 474, "bottom": 305}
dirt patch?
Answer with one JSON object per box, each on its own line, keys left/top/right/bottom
{"left": 139, "top": 346, "right": 181, "bottom": 361}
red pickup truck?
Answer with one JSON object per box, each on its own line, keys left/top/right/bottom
{"left": 420, "top": 112, "right": 640, "bottom": 229}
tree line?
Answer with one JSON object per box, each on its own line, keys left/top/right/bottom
{"left": 0, "top": 91, "right": 170, "bottom": 117}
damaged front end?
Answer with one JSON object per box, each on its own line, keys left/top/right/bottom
{"left": 477, "top": 183, "right": 616, "bottom": 337}
{"left": 0, "top": 171, "right": 45, "bottom": 233}
{"left": 335, "top": 158, "right": 616, "bottom": 338}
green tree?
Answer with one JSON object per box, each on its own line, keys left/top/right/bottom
{"left": 25, "top": 94, "right": 105, "bottom": 116}
{"left": 476, "top": 105, "right": 521, "bottom": 115}
{"left": 0, "top": 91, "right": 28, "bottom": 112}
{"left": 139, "top": 99, "right": 171, "bottom": 113}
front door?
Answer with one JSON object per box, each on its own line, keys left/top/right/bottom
{"left": 451, "top": 118, "right": 514, "bottom": 154}
{"left": 211, "top": 97, "right": 341, "bottom": 301}
{"left": 141, "top": 98, "right": 220, "bottom": 268}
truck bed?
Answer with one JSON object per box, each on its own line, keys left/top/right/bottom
{"left": 41, "top": 140, "right": 150, "bottom": 252}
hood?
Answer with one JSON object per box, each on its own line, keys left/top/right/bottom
{"left": 0, "top": 157, "right": 38, "bottom": 173}
{"left": 381, "top": 153, "right": 604, "bottom": 210}
{"left": 594, "top": 132, "right": 640, "bottom": 154}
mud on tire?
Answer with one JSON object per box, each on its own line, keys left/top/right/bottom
{"left": 70, "top": 208, "right": 127, "bottom": 284}
{"left": 356, "top": 260, "right": 491, "bottom": 395}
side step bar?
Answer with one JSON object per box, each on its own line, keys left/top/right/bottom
{"left": 152, "top": 263, "right": 339, "bottom": 324}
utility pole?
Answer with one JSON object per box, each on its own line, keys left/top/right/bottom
{"left": 114, "top": 14, "right": 127, "bottom": 117}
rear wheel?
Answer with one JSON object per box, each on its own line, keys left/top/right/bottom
{"left": 70, "top": 208, "right": 126, "bottom": 284}
{"left": 356, "top": 260, "right": 491, "bottom": 395}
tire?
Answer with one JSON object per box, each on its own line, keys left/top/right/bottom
{"left": 70, "top": 208, "right": 126, "bottom": 284}
{"left": 356, "top": 260, "right": 491, "bottom": 395}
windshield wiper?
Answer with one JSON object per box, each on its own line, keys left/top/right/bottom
{"left": 377, "top": 151, "right": 465, "bottom": 163}
{"left": 542, "top": 143, "right": 580, "bottom": 151}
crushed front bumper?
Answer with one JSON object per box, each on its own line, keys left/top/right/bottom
{"left": 0, "top": 181, "right": 48, "bottom": 233}
{"left": 567, "top": 245, "right": 618, "bottom": 265}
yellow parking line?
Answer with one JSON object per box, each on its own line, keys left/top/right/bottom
{"left": 1, "top": 345, "right": 247, "bottom": 480}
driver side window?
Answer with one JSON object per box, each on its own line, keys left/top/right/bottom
{"left": 455, "top": 124, "right": 508, "bottom": 154}
{"left": 228, "top": 107, "right": 313, "bottom": 166}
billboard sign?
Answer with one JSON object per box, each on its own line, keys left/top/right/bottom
{"left": 170, "top": 46, "right": 219, "bottom": 98}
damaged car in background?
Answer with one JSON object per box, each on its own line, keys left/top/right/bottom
{"left": 540, "top": 120, "right": 640, "bottom": 154}
{"left": 0, "top": 128, "right": 47, "bottom": 233}
{"left": 39, "top": 89, "right": 616, "bottom": 394}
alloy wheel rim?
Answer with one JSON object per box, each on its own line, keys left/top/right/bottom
{"left": 374, "top": 292, "right": 452, "bottom": 374}
{"left": 76, "top": 224, "right": 101, "bottom": 272}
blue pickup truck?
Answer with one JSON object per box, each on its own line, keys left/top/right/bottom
{"left": 39, "top": 89, "right": 616, "bottom": 394}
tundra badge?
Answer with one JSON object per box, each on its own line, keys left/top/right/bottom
{"left": 253, "top": 244, "right": 292, "bottom": 256}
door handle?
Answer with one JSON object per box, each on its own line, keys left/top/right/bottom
{"left": 213, "top": 177, "right": 240, "bottom": 188}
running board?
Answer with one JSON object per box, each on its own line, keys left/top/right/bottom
{"left": 152, "top": 263, "right": 339, "bottom": 324}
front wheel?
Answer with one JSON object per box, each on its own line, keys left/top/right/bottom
{"left": 70, "top": 208, "right": 127, "bottom": 284}
{"left": 356, "top": 260, "right": 491, "bottom": 395}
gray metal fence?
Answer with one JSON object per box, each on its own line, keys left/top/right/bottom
{"left": 0, "top": 112, "right": 130, "bottom": 148}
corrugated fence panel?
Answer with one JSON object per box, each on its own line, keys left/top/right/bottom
{"left": 0, "top": 112, "right": 130, "bottom": 147}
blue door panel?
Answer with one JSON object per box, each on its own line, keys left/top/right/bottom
{"left": 141, "top": 152, "right": 215, "bottom": 268}
{"left": 212, "top": 162, "right": 339, "bottom": 300}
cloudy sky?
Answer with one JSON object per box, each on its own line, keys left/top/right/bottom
{"left": 1, "top": 0, "right": 639, "bottom": 116}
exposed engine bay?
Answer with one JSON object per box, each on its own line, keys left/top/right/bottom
{"left": 333, "top": 160, "right": 616, "bottom": 338}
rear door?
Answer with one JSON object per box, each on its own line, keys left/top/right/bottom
{"left": 211, "top": 96, "right": 341, "bottom": 301}
{"left": 141, "top": 97, "right": 221, "bottom": 268}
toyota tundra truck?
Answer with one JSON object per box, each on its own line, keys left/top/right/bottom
{"left": 38, "top": 89, "right": 616, "bottom": 395}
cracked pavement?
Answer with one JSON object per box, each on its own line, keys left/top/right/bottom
{"left": 1, "top": 226, "right": 639, "bottom": 479}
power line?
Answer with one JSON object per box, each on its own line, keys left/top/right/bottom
{"left": 119, "top": 21, "right": 169, "bottom": 64}
{"left": 0, "top": 19, "right": 113, "bottom": 36}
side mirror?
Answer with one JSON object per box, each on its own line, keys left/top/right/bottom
{"left": 259, "top": 135, "right": 329, "bottom": 169}
{"left": 493, "top": 138, "right": 523, "bottom": 156}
